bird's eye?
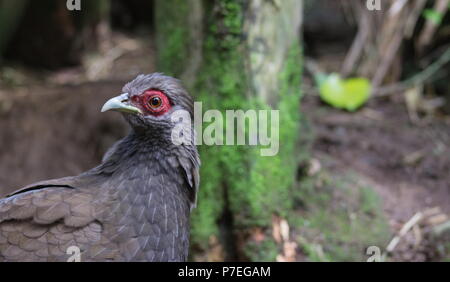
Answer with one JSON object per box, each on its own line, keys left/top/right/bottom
{"left": 148, "top": 96, "right": 162, "bottom": 108}
{"left": 138, "top": 89, "right": 172, "bottom": 116}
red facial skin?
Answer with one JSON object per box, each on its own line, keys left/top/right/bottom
{"left": 131, "top": 89, "right": 172, "bottom": 116}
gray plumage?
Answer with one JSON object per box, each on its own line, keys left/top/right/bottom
{"left": 0, "top": 73, "right": 200, "bottom": 262}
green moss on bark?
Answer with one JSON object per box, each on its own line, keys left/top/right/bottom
{"left": 190, "top": 0, "right": 248, "bottom": 247}
{"left": 156, "top": 0, "right": 304, "bottom": 256}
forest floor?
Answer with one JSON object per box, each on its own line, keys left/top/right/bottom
{"left": 301, "top": 43, "right": 450, "bottom": 261}
{"left": 1, "top": 33, "right": 449, "bottom": 261}
{"left": 301, "top": 93, "right": 450, "bottom": 261}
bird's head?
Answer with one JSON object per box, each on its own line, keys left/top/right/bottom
{"left": 101, "top": 73, "right": 194, "bottom": 142}
{"left": 101, "top": 73, "right": 200, "bottom": 210}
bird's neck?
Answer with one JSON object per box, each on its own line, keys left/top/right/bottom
{"left": 85, "top": 129, "right": 196, "bottom": 207}
{"left": 94, "top": 130, "right": 196, "bottom": 186}
{"left": 98, "top": 132, "right": 169, "bottom": 173}
{"left": 88, "top": 130, "right": 193, "bottom": 205}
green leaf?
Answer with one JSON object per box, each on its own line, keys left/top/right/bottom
{"left": 318, "top": 74, "right": 371, "bottom": 111}
{"left": 423, "top": 9, "right": 443, "bottom": 25}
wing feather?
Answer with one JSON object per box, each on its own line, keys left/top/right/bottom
{"left": 0, "top": 179, "right": 119, "bottom": 261}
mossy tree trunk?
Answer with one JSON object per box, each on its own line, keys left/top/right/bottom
{"left": 155, "top": 0, "right": 304, "bottom": 261}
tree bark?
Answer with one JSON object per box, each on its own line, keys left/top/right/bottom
{"left": 155, "top": 0, "right": 304, "bottom": 261}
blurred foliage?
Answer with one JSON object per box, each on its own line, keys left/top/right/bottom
{"left": 423, "top": 8, "right": 445, "bottom": 25}
{"left": 317, "top": 73, "right": 371, "bottom": 112}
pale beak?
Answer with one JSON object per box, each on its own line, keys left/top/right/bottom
{"left": 101, "top": 93, "right": 142, "bottom": 114}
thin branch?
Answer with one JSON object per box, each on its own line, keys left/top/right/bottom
{"left": 374, "top": 47, "right": 450, "bottom": 97}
